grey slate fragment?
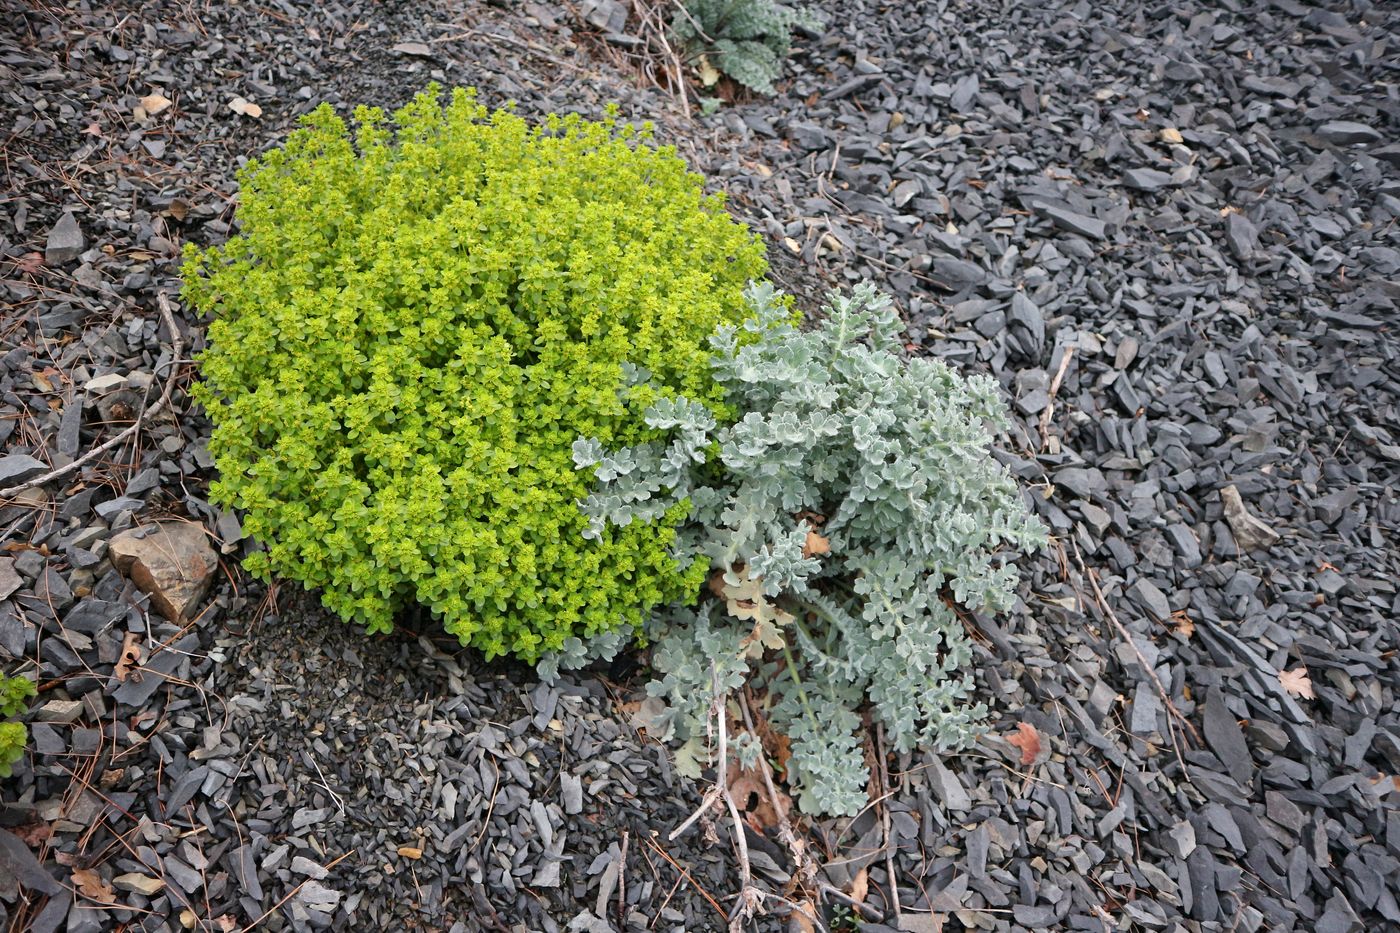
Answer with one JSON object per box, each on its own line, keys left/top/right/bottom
{"left": 925, "top": 754, "right": 971, "bottom": 811}
{"left": 1007, "top": 292, "right": 1045, "bottom": 358}
{"left": 292, "top": 855, "right": 329, "bottom": 878}
{"left": 1130, "top": 578, "right": 1171, "bottom": 622}
{"left": 1034, "top": 202, "right": 1106, "bottom": 239}
{"left": 57, "top": 400, "right": 82, "bottom": 459}
{"left": 1186, "top": 846, "right": 1220, "bottom": 922}
{"left": 0, "top": 559, "right": 20, "bottom": 601}
{"left": 164, "top": 766, "right": 209, "bottom": 816}
{"left": 560, "top": 771, "right": 583, "bottom": 815}
{"left": 1202, "top": 688, "right": 1254, "bottom": 786}
{"left": 1316, "top": 121, "right": 1382, "bottom": 145}
{"left": 292, "top": 806, "right": 330, "bottom": 829}
{"left": 232, "top": 844, "right": 264, "bottom": 901}
{"left": 929, "top": 256, "right": 987, "bottom": 289}
{"left": 1316, "top": 892, "right": 1363, "bottom": 933}
{"left": 0, "top": 454, "right": 48, "bottom": 486}
{"left": 1168, "top": 820, "right": 1196, "bottom": 858}
{"left": 1123, "top": 168, "right": 1173, "bottom": 190}
{"left": 28, "top": 889, "right": 70, "bottom": 933}
{"left": 1225, "top": 212, "right": 1258, "bottom": 260}
{"left": 44, "top": 211, "right": 86, "bottom": 265}
{"left": 1130, "top": 681, "right": 1161, "bottom": 735}
{"left": 95, "top": 496, "right": 144, "bottom": 519}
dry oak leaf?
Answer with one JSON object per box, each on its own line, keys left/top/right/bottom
{"left": 788, "top": 900, "right": 820, "bottom": 933}
{"left": 802, "top": 529, "right": 831, "bottom": 558}
{"left": 727, "top": 764, "right": 789, "bottom": 833}
{"left": 1006, "top": 721, "right": 1042, "bottom": 766}
{"left": 71, "top": 867, "right": 117, "bottom": 903}
{"left": 1279, "top": 667, "right": 1315, "bottom": 700}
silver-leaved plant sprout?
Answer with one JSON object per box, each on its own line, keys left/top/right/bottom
{"left": 546, "top": 281, "right": 1046, "bottom": 816}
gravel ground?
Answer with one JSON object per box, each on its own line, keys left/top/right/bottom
{"left": 2, "top": 0, "right": 1398, "bottom": 931}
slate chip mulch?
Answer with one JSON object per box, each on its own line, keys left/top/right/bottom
{"left": 2, "top": 0, "right": 1399, "bottom": 930}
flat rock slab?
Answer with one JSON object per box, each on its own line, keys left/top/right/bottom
{"left": 43, "top": 211, "right": 85, "bottom": 265}
{"left": 109, "top": 522, "right": 217, "bottom": 622}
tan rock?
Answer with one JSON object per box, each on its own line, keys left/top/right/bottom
{"left": 109, "top": 522, "right": 218, "bottom": 622}
{"left": 1220, "top": 485, "right": 1281, "bottom": 552}
{"left": 112, "top": 872, "right": 165, "bottom": 896}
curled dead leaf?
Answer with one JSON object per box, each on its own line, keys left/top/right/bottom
{"left": 1006, "top": 721, "right": 1042, "bottom": 766}
{"left": 802, "top": 529, "right": 831, "bottom": 558}
{"left": 114, "top": 633, "right": 143, "bottom": 682}
{"left": 72, "top": 867, "right": 117, "bottom": 903}
{"left": 789, "top": 900, "right": 820, "bottom": 933}
{"left": 696, "top": 55, "right": 721, "bottom": 87}
{"left": 727, "top": 764, "right": 789, "bottom": 833}
{"left": 228, "top": 97, "right": 263, "bottom": 118}
{"left": 848, "top": 866, "right": 869, "bottom": 904}
{"left": 13, "top": 821, "right": 50, "bottom": 847}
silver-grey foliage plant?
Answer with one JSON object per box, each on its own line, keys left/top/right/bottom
{"left": 552, "top": 282, "right": 1046, "bottom": 816}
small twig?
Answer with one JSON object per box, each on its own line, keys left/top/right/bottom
{"left": 617, "top": 830, "right": 630, "bottom": 927}
{"left": 643, "top": 834, "right": 729, "bottom": 923}
{"left": 875, "top": 723, "right": 902, "bottom": 924}
{"left": 309, "top": 752, "right": 346, "bottom": 816}
{"left": 713, "top": 667, "right": 762, "bottom": 931}
{"left": 1, "top": 293, "right": 185, "bottom": 499}
{"left": 1037, "top": 344, "right": 1074, "bottom": 450}
{"left": 669, "top": 784, "right": 723, "bottom": 841}
{"left": 1071, "top": 540, "right": 1201, "bottom": 773}
{"left": 737, "top": 692, "right": 809, "bottom": 878}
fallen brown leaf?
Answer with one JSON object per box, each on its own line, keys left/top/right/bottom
{"left": 727, "top": 765, "right": 789, "bottom": 833}
{"left": 1006, "top": 721, "right": 1042, "bottom": 766}
{"left": 72, "top": 867, "right": 117, "bottom": 903}
{"left": 789, "top": 900, "right": 819, "bottom": 933}
{"left": 228, "top": 97, "right": 263, "bottom": 118}
{"left": 12, "top": 821, "right": 50, "bottom": 847}
{"left": 848, "top": 866, "right": 869, "bottom": 904}
{"left": 802, "top": 529, "right": 831, "bottom": 558}
{"left": 1279, "top": 666, "right": 1315, "bottom": 700}
{"left": 745, "top": 694, "right": 793, "bottom": 779}
{"left": 114, "top": 633, "right": 143, "bottom": 682}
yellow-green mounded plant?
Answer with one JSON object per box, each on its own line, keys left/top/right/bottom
{"left": 184, "top": 86, "right": 766, "bottom": 661}
{"left": 0, "top": 673, "right": 34, "bottom": 778}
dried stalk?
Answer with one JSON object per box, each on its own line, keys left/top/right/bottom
{"left": 875, "top": 722, "right": 901, "bottom": 924}
{"left": 1071, "top": 540, "right": 1201, "bottom": 774}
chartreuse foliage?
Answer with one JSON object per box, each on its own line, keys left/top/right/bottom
{"left": 0, "top": 673, "right": 35, "bottom": 779}
{"left": 561, "top": 283, "right": 1046, "bottom": 815}
{"left": 184, "top": 86, "right": 766, "bottom": 661}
